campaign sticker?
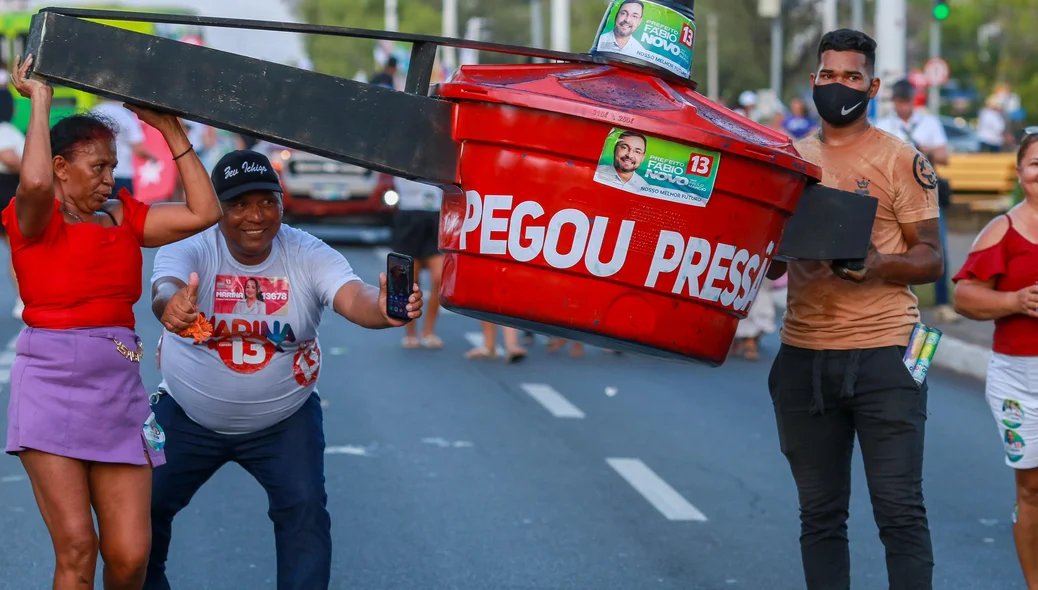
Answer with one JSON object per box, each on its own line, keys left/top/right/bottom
{"left": 592, "top": 0, "right": 696, "bottom": 79}
{"left": 1003, "top": 399, "right": 1024, "bottom": 429}
{"left": 593, "top": 127, "right": 721, "bottom": 208}
{"left": 143, "top": 412, "right": 166, "bottom": 451}
{"left": 214, "top": 275, "right": 290, "bottom": 316}
{"left": 1005, "top": 429, "right": 1026, "bottom": 463}
{"left": 294, "top": 339, "right": 322, "bottom": 387}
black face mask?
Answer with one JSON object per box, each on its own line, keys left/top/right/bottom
{"left": 812, "top": 82, "right": 872, "bottom": 127}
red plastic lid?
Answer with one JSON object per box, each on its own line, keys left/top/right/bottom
{"left": 435, "top": 63, "right": 821, "bottom": 181}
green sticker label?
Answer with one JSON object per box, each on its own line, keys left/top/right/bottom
{"left": 593, "top": 128, "right": 720, "bottom": 208}
{"left": 593, "top": 0, "right": 696, "bottom": 79}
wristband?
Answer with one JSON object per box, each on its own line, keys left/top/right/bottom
{"left": 172, "top": 146, "right": 193, "bottom": 161}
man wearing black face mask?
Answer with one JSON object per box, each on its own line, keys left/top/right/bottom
{"left": 765, "top": 29, "right": 945, "bottom": 590}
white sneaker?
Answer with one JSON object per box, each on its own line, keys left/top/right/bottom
{"left": 12, "top": 297, "right": 23, "bottom": 320}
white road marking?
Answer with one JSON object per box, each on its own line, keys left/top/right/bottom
{"left": 1, "top": 475, "right": 26, "bottom": 483}
{"left": 325, "top": 445, "right": 371, "bottom": 456}
{"left": 606, "top": 458, "right": 708, "bottom": 522}
{"left": 328, "top": 347, "right": 349, "bottom": 356}
{"left": 421, "top": 437, "right": 474, "bottom": 448}
{"left": 0, "top": 333, "right": 16, "bottom": 386}
{"left": 374, "top": 246, "right": 393, "bottom": 261}
{"left": 464, "top": 332, "right": 506, "bottom": 357}
{"left": 519, "top": 383, "right": 585, "bottom": 419}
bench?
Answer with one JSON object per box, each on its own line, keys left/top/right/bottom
{"left": 935, "top": 153, "right": 1018, "bottom": 213}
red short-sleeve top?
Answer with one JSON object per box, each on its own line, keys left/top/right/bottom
{"left": 1, "top": 189, "right": 151, "bottom": 330}
{"left": 953, "top": 216, "right": 1038, "bottom": 357}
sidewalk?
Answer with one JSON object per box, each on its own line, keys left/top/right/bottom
{"left": 920, "top": 230, "right": 992, "bottom": 383}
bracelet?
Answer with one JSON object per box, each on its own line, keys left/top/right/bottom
{"left": 172, "top": 146, "right": 193, "bottom": 161}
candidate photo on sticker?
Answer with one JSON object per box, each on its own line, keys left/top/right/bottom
{"left": 232, "top": 277, "right": 266, "bottom": 315}
{"left": 594, "top": 130, "right": 650, "bottom": 194}
{"left": 596, "top": 0, "right": 646, "bottom": 57}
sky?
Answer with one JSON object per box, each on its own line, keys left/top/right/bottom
{"left": 28, "top": 0, "right": 309, "bottom": 66}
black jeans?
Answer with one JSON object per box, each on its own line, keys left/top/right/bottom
{"left": 768, "top": 344, "right": 934, "bottom": 590}
{"left": 144, "top": 392, "right": 331, "bottom": 590}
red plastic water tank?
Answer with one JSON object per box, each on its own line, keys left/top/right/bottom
{"left": 434, "top": 64, "right": 821, "bottom": 365}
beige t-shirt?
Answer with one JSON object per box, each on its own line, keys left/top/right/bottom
{"left": 781, "top": 126, "right": 941, "bottom": 351}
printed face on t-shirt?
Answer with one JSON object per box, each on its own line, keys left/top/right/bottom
{"left": 207, "top": 274, "right": 294, "bottom": 374}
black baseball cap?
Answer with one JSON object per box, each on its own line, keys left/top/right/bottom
{"left": 211, "top": 150, "right": 284, "bottom": 201}
{"left": 891, "top": 79, "right": 915, "bottom": 101}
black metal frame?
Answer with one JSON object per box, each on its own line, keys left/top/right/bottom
{"left": 37, "top": 7, "right": 698, "bottom": 96}
{"left": 24, "top": 7, "right": 874, "bottom": 263}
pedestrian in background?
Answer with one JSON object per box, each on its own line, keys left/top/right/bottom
{"left": 951, "top": 129, "right": 1038, "bottom": 587}
{"left": 391, "top": 176, "right": 444, "bottom": 349}
{"left": 766, "top": 30, "right": 944, "bottom": 589}
{"left": 0, "top": 91, "right": 25, "bottom": 318}
{"left": 977, "top": 94, "right": 1008, "bottom": 153}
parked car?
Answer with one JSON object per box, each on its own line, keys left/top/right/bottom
{"left": 940, "top": 116, "right": 981, "bottom": 154}
{"left": 254, "top": 142, "right": 398, "bottom": 225}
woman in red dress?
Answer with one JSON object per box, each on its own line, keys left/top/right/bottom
{"left": 4, "top": 56, "right": 222, "bottom": 589}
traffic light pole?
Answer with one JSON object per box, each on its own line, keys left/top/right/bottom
{"left": 928, "top": 20, "right": 941, "bottom": 114}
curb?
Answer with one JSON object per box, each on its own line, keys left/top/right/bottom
{"left": 772, "top": 287, "right": 989, "bottom": 382}
{"left": 930, "top": 335, "right": 989, "bottom": 382}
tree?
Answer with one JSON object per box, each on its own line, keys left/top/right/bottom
{"left": 908, "top": 0, "right": 1036, "bottom": 125}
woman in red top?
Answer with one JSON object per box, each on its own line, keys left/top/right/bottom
{"left": 3, "top": 56, "right": 222, "bottom": 589}
{"left": 953, "top": 129, "right": 1038, "bottom": 586}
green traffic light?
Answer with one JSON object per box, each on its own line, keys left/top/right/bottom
{"left": 933, "top": 3, "right": 949, "bottom": 20}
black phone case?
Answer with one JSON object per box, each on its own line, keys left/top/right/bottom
{"left": 386, "top": 253, "right": 414, "bottom": 321}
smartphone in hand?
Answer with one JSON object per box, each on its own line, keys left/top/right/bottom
{"left": 386, "top": 252, "right": 415, "bottom": 322}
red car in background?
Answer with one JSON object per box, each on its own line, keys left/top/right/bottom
{"left": 255, "top": 143, "right": 399, "bottom": 225}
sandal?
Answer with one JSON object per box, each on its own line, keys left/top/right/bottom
{"left": 420, "top": 334, "right": 443, "bottom": 349}
{"left": 402, "top": 335, "right": 421, "bottom": 349}
{"left": 743, "top": 338, "right": 760, "bottom": 361}
{"left": 505, "top": 348, "right": 527, "bottom": 364}
{"left": 465, "top": 347, "right": 495, "bottom": 360}
{"left": 545, "top": 338, "right": 566, "bottom": 354}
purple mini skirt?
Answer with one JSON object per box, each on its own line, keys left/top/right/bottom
{"left": 5, "top": 326, "right": 165, "bottom": 467}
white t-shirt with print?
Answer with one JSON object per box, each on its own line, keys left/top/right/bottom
{"left": 152, "top": 224, "right": 361, "bottom": 435}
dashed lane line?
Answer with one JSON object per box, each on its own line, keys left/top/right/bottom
{"left": 606, "top": 458, "right": 708, "bottom": 522}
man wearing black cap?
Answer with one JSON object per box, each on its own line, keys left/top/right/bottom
{"left": 144, "top": 149, "right": 424, "bottom": 590}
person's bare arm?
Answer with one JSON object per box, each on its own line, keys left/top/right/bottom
{"left": 10, "top": 56, "right": 55, "bottom": 240}
{"left": 0, "top": 149, "right": 20, "bottom": 173}
{"left": 128, "top": 106, "right": 222, "bottom": 248}
{"left": 867, "top": 218, "right": 944, "bottom": 285}
{"left": 953, "top": 215, "right": 1038, "bottom": 320}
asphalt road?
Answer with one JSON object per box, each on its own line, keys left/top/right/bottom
{"left": 0, "top": 239, "right": 1026, "bottom": 590}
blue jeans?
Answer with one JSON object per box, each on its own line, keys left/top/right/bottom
{"left": 143, "top": 392, "right": 331, "bottom": 590}
{"left": 934, "top": 213, "right": 950, "bottom": 306}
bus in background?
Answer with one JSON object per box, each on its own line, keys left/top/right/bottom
{"left": 0, "top": 12, "right": 88, "bottom": 130}
{"left": 1, "top": 6, "right": 205, "bottom": 134}
{"left": 3, "top": 5, "right": 205, "bottom": 203}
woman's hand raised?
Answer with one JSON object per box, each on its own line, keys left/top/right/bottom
{"left": 10, "top": 55, "right": 52, "bottom": 101}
